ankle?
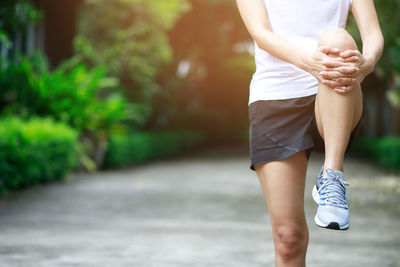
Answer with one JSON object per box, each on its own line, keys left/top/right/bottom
{"left": 322, "top": 164, "right": 343, "bottom": 176}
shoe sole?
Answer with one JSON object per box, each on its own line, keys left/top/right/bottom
{"left": 314, "top": 214, "right": 350, "bottom": 230}
{"left": 312, "top": 185, "right": 350, "bottom": 231}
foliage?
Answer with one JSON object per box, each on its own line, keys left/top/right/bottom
{"left": 74, "top": 0, "right": 192, "bottom": 125}
{"left": 0, "top": 53, "right": 142, "bottom": 170}
{"left": 0, "top": 116, "right": 78, "bottom": 194}
{"left": 0, "top": 54, "right": 136, "bottom": 131}
{"left": 0, "top": 0, "right": 43, "bottom": 65}
{"left": 0, "top": 52, "right": 47, "bottom": 115}
{"left": 0, "top": 0, "right": 42, "bottom": 33}
{"left": 0, "top": 30, "right": 12, "bottom": 51}
{"left": 374, "top": 0, "right": 400, "bottom": 109}
{"left": 103, "top": 130, "right": 204, "bottom": 169}
{"left": 353, "top": 136, "right": 400, "bottom": 170}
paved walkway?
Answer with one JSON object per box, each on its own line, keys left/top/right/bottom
{"left": 0, "top": 145, "right": 399, "bottom": 267}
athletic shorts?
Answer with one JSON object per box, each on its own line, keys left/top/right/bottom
{"left": 248, "top": 93, "right": 365, "bottom": 171}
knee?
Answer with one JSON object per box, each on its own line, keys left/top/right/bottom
{"left": 318, "top": 27, "right": 358, "bottom": 52}
{"left": 275, "top": 225, "right": 307, "bottom": 262}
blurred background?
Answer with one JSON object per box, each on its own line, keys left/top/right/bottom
{"left": 0, "top": 0, "right": 399, "bottom": 194}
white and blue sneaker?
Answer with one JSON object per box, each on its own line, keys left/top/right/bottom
{"left": 312, "top": 167, "right": 350, "bottom": 230}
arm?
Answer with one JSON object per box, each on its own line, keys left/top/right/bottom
{"left": 235, "top": 0, "right": 341, "bottom": 80}
{"left": 348, "top": 0, "right": 384, "bottom": 74}
{"left": 235, "top": 0, "right": 305, "bottom": 69}
{"left": 322, "top": 0, "right": 384, "bottom": 87}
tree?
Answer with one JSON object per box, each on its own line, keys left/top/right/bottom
{"left": 74, "top": 0, "right": 191, "bottom": 127}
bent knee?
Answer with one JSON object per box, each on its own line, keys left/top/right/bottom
{"left": 318, "top": 27, "right": 358, "bottom": 52}
{"left": 275, "top": 225, "right": 306, "bottom": 261}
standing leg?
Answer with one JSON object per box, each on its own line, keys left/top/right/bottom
{"left": 255, "top": 151, "right": 309, "bottom": 267}
{"left": 314, "top": 28, "right": 363, "bottom": 175}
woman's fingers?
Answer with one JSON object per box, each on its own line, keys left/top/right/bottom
{"left": 319, "top": 70, "right": 355, "bottom": 80}
{"left": 320, "top": 49, "right": 362, "bottom": 66}
{"left": 343, "top": 55, "right": 359, "bottom": 62}
{"left": 337, "top": 66, "right": 359, "bottom": 74}
{"left": 322, "top": 80, "right": 354, "bottom": 93}
{"left": 334, "top": 85, "right": 353, "bottom": 94}
{"left": 322, "top": 77, "right": 355, "bottom": 87}
{"left": 320, "top": 71, "right": 356, "bottom": 84}
{"left": 322, "top": 79, "right": 341, "bottom": 88}
{"left": 316, "top": 47, "right": 362, "bottom": 89}
{"left": 337, "top": 77, "right": 356, "bottom": 85}
{"left": 334, "top": 88, "right": 347, "bottom": 94}
{"left": 320, "top": 70, "right": 353, "bottom": 79}
{"left": 320, "top": 70, "right": 341, "bottom": 79}
{"left": 340, "top": 50, "right": 361, "bottom": 63}
{"left": 340, "top": 49, "right": 362, "bottom": 58}
{"left": 324, "top": 65, "right": 359, "bottom": 75}
{"left": 319, "top": 45, "right": 341, "bottom": 56}
{"left": 322, "top": 58, "right": 358, "bottom": 68}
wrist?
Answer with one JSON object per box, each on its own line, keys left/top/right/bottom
{"left": 363, "top": 55, "right": 376, "bottom": 75}
{"left": 298, "top": 51, "right": 312, "bottom": 72}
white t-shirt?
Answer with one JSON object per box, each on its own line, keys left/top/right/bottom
{"left": 248, "top": 0, "right": 352, "bottom": 105}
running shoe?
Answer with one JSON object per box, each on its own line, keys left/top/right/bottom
{"left": 312, "top": 168, "right": 350, "bottom": 230}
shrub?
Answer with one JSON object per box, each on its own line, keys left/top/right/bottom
{"left": 0, "top": 116, "right": 78, "bottom": 194}
{"left": 353, "top": 136, "right": 400, "bottom": 170}
{"left": 103, "top": 130, "right": 204, "bottom": 169}
{"left": 0, "top": 54, "right": 135, "bottom": 132}
{"left": 0, "top": 54, "right": 142, "bottom": 169}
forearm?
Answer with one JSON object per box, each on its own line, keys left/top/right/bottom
{"left": 253, "top": 28, "right": 309, "bottom": 71}
{"left": 351, "top": 0, "right": 384, "bottom": 74}
{"left": 361, "top": 33, "right": 384, "bottom": 72}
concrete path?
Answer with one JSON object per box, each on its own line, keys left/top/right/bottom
{"left": 0, "top": 145, "right": 399, "bottom": 267}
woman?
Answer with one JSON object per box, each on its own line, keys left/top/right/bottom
{"left": 235, "top": 0, "right": 383, "bottom": 266}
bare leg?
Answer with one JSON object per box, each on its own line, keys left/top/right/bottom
{"left": 255, "top": 151, "right": 309, "bottom": 267}
{"left": 314, "top": 28, "right": 363, "bottom": 175}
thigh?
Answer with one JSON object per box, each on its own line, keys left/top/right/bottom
{"left": 255, "top": 150, "right": 309, "bottom": 231}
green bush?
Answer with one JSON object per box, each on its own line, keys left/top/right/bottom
{"left": 103, "top": 130, "right": 204, "bottom": 169}
{"left": 0, "top": 55, "right": 135, "bottom": 132}
{"left": 0, "top": 116, "right": 79, "bottom": 194}
{"left": 353, "top": 136, "right": 400, "bottom": 170}
{"left": 0, "top": 54, "right": 141, "bottom": 169}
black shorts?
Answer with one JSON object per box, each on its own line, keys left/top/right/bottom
{"left": 248, "top": 93, "right": 364, "bottom": 171}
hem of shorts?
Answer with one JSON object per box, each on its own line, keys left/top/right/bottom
{"left": 250, "top": 144, "right": 315, "bottom": 172}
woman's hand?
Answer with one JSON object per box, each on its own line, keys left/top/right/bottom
{"left": 302, "top": 46, "right": 358, "bottom": 86}
{"left": 319, "top": 49, "right": 375, "bottom": 93}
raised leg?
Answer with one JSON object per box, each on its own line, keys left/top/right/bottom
{"left": 314, "top": 28, "right": 363, "bottom": 175}
{"left": 254, "top": 151, "right": 309, "bottom": 267}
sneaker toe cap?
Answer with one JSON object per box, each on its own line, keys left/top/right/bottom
{"left": 317, "top": 205, "right": 349, "bottom": 226}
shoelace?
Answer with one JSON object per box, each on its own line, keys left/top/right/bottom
{"left": 314, "top": 168, "right": 350, "bottom": 209}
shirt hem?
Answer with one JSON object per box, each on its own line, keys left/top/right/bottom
{"left": 248, "top": 90, "right": 318, "bottom": 106}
